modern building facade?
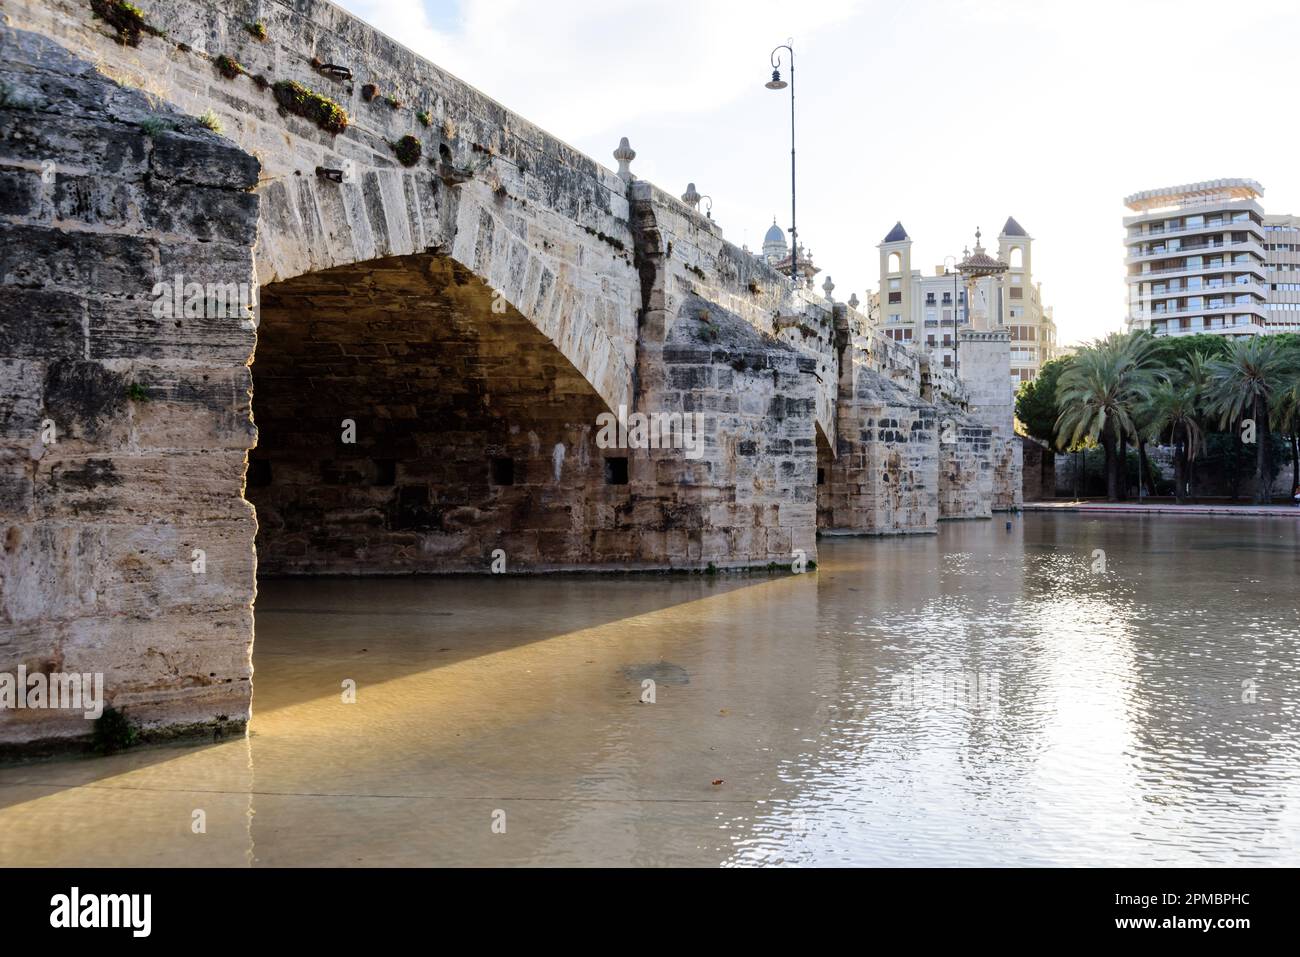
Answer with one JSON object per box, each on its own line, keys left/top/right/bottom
{"left": 1123, "top": 179, "right": 1300, "bottom": 338}
{"left": 872, "top": 218, "right": 1058, "bottom": 385}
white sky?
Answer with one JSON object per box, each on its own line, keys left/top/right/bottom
{"left": 337, "top": 0, "right": 1300, "bottom": 346}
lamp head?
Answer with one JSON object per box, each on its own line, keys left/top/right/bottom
{"left": 765, "top": 69, "right": 787, "bottom": 90}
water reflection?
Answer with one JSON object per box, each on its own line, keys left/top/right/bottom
{"left": 1, "top": 515, "right": 1297, "bottom": 866}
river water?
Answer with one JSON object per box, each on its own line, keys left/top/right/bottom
{"left": 2, "top": 514, "right": 1297, "bottom": 866}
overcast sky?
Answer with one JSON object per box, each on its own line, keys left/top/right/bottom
{"left": 337, "top": 0, "right": 1300, "bottom": 345}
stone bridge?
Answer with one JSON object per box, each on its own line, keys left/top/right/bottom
{"left": 0, "top": 0, "right": 1020, "bottom": 751}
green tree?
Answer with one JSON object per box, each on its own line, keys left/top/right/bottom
{"left": 1054, "top": 332, "right": 1159, "bottom": 501}
{"left": 1205, "top": 337, "right": 1293, "bottom": 504}
{"left": 1141, "top": 378, "right": 1204, "bottom": 503}
{"left": 1015, "top": 356, "right": 1072, "bottom": 446}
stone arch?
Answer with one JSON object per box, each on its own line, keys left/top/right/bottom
{"left": 1008, "top": 246, "right": 1024, "bottom": 269}
{"left": 253, "top": 171, "right": 636, "bottom": 417}
{"left": 248, "top": 250, "right": 629, "bottom": 574}
{"left": 888, "top": 251, "right": 903, "bottom": 274}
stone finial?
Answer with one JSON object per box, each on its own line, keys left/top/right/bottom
{"left": 848, "top": 293, "right": 860, "bottom": 310}
{"left": 681, "top": 182, "right": 701, "bottom": 210}
{"left": 822, "top": 275, "right": 835, "bottom": 300}
{"left": 613, "top": 137, "right": 636, "bottom": 182}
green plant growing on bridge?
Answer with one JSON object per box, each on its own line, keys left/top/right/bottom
{"left": 138, "top": 116, "right": 174, "bottom": 137}
{"left": 245, "top": 20, "right": 267, "bottom": 41}
{"left": 214, "top": 54, "right": 244, "bottom": 80}
{"left": 272, "top": 80, "right": 348, "bottom": 134}
{"left": 90, "top": 0, "right": 165, "bottom": 47}
{"left": 92, "top": 707, "right": 138, "bottom": 754}
{"left": 416, "top": 109, "right": 431, "bottom": 127}
{"left": 391, "top": 134, "right": 422, "bottom": 167}
{"left": 125, "top": 381, "right": 150, "bottom": 402}
{"left": 383, "top": 94, "right": 402, "bottom": 109}
{"left": 198, "top": 109, "right": 222, "bottom": 133}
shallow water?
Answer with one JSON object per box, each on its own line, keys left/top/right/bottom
{"left": 2, "top": 514, "right": 1298, "bottom": 866}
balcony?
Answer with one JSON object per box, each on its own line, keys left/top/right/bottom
{"left": 1134, "top": 280, "right": 1268, "bottom": 303}
{"left": 1129, "top": 261, "right": 1267, "bottom": 281}
{"left": 1153, "top": 320, "right": 1269, "bottom": 338}
{"left": 1132, "top": 300, "right": 1268, "bottom": 323}
{"left": 1125, "top": 237, "right": 1265, "bottom": 265}
{"left": 1126, "top": 217, "right": 1263, "bottom": 244}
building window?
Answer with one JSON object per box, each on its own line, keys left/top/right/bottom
{"left": 1009, "top": 287, "right": 1023, "bottom": 300}
{"left": 888, "top": 292, "right": 902, "bottom": 304}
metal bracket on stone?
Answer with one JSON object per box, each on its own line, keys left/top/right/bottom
{"left": 318, "top": 63, "right": 353, "bottom": 82}
{"left": 316, "top": 166, "right": 345, "bottom": 183}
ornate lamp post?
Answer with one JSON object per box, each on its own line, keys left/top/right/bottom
{"left": 955, "top": 227, "right": 1008, "bottom": 381}
{"left": 765, "top": 41, "right": 797, "bottom": 284}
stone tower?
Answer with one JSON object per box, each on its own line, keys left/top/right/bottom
{"left": 878, "top": 221, "right": 912, "bottom": 330}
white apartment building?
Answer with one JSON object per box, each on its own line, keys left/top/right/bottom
{"left": 873, "top": 218, "right": 1058, "bottom": 383}
{"left": 1123, "top": 178, "right": 1300, "bottom": 337}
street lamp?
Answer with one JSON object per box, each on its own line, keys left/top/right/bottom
{"left": 765, "top": 40, "right": 797, "bottom": 285}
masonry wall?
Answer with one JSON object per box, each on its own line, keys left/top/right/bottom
{"left": 822, "top": 366, "right": 939, "bottom": 535}
{"left": 0, "top": 26, "right": 260, "bottom": 746}
{"left": 937, "top": 410, "right": 994, "bottom": 520}
{"left": 10, "top": 0, "right": 643, "bottom": 415}
{"left": 957, "top": 330, "right": 1022, "bottom": 511}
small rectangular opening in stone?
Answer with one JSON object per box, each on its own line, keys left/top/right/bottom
{"left": 374, "top": 458, "right": 396, "bottom": 486}
{"left": 490, "top": 456, "right": 515, "bottom": 486}
{"left": 604, "top": 456, "right": 629, "bottom": 485}
{"left": 817, "top": 467, "right": 825, "bottom": 486}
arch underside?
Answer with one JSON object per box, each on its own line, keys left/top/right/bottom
{"left": 249, "top": 252, "right": 621, "bottom": 574}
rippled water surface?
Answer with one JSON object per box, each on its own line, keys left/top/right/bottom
{"left": 2, "top": 514, "right": 1298, "bottom": 866}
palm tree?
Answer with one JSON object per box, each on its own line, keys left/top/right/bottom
{"left": 1206, "top": 337, "right": 1292, "bottom": 504}
{"left": 1055, "top": 332, "right": 1158, "bottom": 501}
{"left": 1274, "top": 359, "right": 1300, "bottom": 502}
{"left": 1178, "top": 350, "right": 1215, "bottom": 498}
{"left": 1141, "top": 379, "right": 1204, "bottom": 504}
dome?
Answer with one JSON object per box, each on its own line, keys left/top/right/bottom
{"left": 764, "top": 220, "right": 786, "bottom": 244}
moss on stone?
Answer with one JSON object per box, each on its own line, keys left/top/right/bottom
{"left": 383, "top": 94, "right": 402, "bottom": 109}
{"left": 90, "top": 0, "right": 165, "bottom": 47}
{"left": 391, "top": 134, "right": 422, "bottom": 167}
{"left": 125, "top": 381, "right": 149, "bottom": 401}
{"left": 245, "top": 20, "right": 267, "bottom": 41}
{"left": 272, "top": 79, "right": 348, "bottom": 135}
{"left": 416, "top": 110, "right": 431, "bottom": 127}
